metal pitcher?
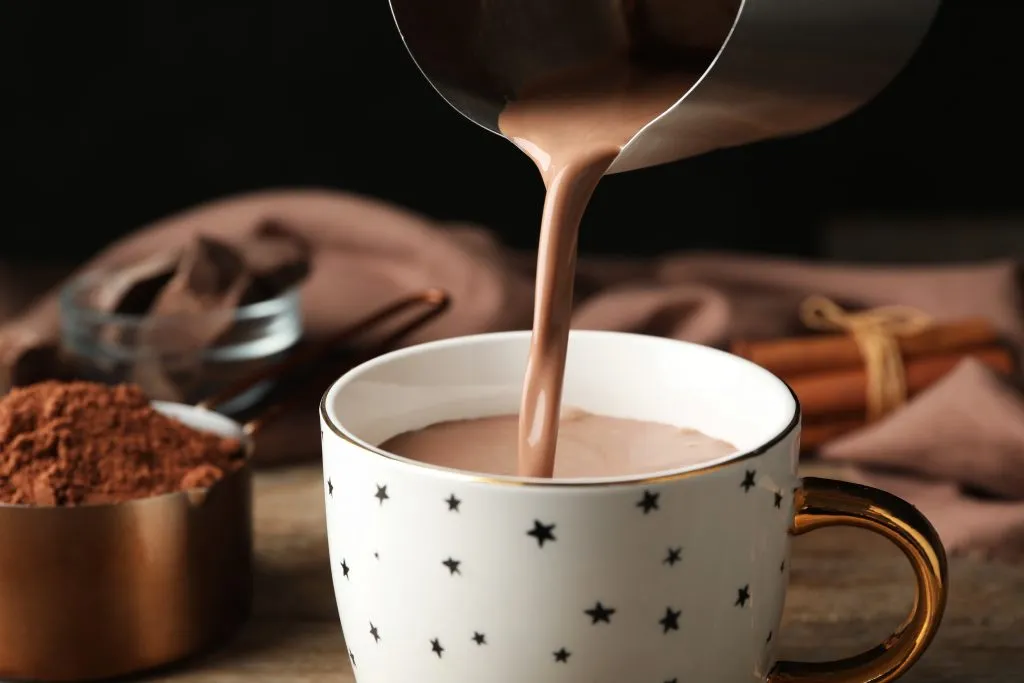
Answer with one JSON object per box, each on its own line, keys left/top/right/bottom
{"left": 389, "top": 0, "right": 941, "bottom": 173}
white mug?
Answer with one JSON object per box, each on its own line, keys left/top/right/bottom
{"left": 320, "top": 330, "right": 947, "bottom": 683}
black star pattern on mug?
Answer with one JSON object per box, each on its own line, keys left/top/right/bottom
{"left": 553, "top": 647, "right": 571, "bottom": 663}
{"left": 637, "top": 490, "right": 660, "bottom": 514}
{"left": 659, "top": 607, "right": 681, "bottom": 633}
{"left": 349, "top": 649, "right": 356, "bottom": 667}
{"left": 472, "top": 632, "right": 487, "bottom": 645}
{"left": 431, "top": 638, "right": 444, "bottom": 658}
{"left": 527, "top": 520, "right": 557, "bottom": 547}
{"left": 664, "top": 547, "right": 682, "bottom": 566}
{"left": 442, "top": 557, "right": 462, "bottom": 575}
{"left": 341, "top": 559, "right": 350, "bottom": 580}
{"left": 584, "top": 601, "right": 616, "bottom": 624}
{"left": 774, "top": 491, "right": 783, "bottom": 508}
{"left": 445, "top": 493, "right": 461, "bottom": 512}
{"left": 374, "top": 551, "right": 380, "bottom": 560}
{"left": 741, "top": 470, "right": 757, "bottom": 492}
{"left": 375, "top": 484, "right": 390, "bottom": 505}
{"left": 736, "top": 584, "right": 751, "bottom": 607}
{"left": 327, "top": 478, "right": 334, "bottom": 497}
{"left": 370, "top": 622, "right": 380, "bottom": 643}
{"left": 767, "top": 630, "right": 773, "bottom": 643}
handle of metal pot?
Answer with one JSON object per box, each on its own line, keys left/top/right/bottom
{"left": 196, "top": 288, "right": 450, "bottom": 435}
{"left": 768, "top": 477, "right": 948, "bottom": 683}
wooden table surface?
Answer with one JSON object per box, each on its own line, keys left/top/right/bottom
{"left": 150, "top": 464, "right": 1024, "bottom": 682}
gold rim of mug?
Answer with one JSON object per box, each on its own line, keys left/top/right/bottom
{"left": 319, "top": 374, "right": 802, "bottom": 489}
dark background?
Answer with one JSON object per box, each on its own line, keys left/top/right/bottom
{"left": 3, "top": 0, "right": 1021, "bottom": 263}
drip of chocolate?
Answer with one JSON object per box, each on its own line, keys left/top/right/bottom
{"left": 499, "top": 62, "right": 708, "bottom": 478}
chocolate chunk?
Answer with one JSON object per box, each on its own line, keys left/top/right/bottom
{"left": 128, "top": 237, "right": 253, "bottom": 402}
{"left": 137, "top": 237, "right": 251, "bottom": 353}
{"left": 237, "top": 221, "right": 312, "bottom": 304}
{"left": 149, "top": 237, "right": 251, "bottom": 317}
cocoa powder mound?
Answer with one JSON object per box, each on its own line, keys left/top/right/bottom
{"left": 0, "top": 381, "right": 245, "bottom": 506}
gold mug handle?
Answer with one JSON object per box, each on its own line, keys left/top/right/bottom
{"left": 769, "top": 477, "right": 949, "bottom": 683}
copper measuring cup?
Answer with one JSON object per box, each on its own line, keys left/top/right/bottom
{"left": 0, "top": 289, "right": 450, "bottom": 682}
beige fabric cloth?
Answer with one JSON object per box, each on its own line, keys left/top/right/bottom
{"left": 823, "top": 359, "right": 1024, "bottom": 559}
{"left": 2, "top": 188, "right": 1023, "bottom": 556}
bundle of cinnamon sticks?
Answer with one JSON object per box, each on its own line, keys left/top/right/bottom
{"left": 731, "top": 318, "right": 1016, "bottom": 452}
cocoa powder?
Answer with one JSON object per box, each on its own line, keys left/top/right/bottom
{"left": 0, "top": 381, "right": 244, "bottom": 506}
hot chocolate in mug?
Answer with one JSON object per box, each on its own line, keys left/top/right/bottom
{"left": 320, "top": 330, "right": 947, "bottom": 683}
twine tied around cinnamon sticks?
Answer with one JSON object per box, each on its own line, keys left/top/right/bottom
{"left": 731, "top": 304, "right": 1009, "bottom": 452}
{"left": 799, "top": 296, "right": 934, "bottom": 421}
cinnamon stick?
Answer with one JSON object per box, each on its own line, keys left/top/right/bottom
{"left": 732, "top": 318, "right": 998, "bottom": 378}
{"left": 790, "top": 345, "right": 1015, "bottom": 419}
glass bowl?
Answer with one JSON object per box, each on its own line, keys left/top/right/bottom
{"left": 59, "top": 270, "right": 302, "bottom": 414}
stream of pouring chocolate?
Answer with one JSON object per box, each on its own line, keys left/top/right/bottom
{"left": 498, "top": 64, "right": 701, "bottom": 477}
